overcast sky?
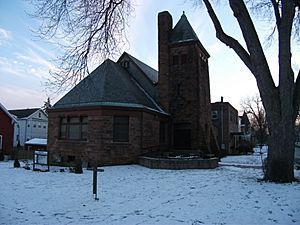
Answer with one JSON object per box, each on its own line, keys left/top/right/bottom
{"left": 0, "top": 0, "right": 299, "bottom": 111}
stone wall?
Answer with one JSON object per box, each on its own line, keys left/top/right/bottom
{"left": 48, "top": 106, "right": 164, "bottom": 166}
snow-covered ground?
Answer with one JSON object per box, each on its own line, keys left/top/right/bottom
{"left": 220, "top": 146, "right": 268, "bottom": 167}
{"left": 1, "top": 152, "right": 300, "bottom": 225}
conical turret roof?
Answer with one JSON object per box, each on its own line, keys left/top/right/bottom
{"left": 170, "top": 12, "right": 199, "bottom": 44}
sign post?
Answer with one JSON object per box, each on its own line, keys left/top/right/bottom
{"left": 93, "top": 165, "right": 99, "bottom": 200}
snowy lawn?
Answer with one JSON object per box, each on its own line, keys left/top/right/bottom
{"left": 220, "top": 146, "right": 268, "bottom": 167}
{"left": 0, "top": 156, "right": 300, "bottom": 225}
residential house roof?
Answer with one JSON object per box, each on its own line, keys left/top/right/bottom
{"left": 53, "top": 59, "right": 165, "bottom": 114}
{"left": 0, "top": 102, "right": 17, "bottom": 123}
{"left": 9, "top": 108, "right": 40, "bottom": 119}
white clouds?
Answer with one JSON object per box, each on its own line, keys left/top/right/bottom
{"left": 15, "top": 48, "right": 55, "bottom": 72}
{"left": 0, "top": 27, "right": 11, "bottom": 45}
{"left": 0, "top": 85, "right": 48, "bottom": 109}
{"left": 0, "top": 50, "right": 53, "bottom": 80}
{"left": 0, "top": 28, "right": 11, "bottom": 39}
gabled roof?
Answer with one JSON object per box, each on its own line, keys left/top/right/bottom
{"left": 53, "top": 59, "right": 165, "bottom": 114}
{"left": 170, "top": 12, "right": 199, "bottom": 44}
{"left": 120, "top": 52, "right": 158, "bottom": 84}
{"left": 9, "top": 108, "right": 40, "bottom": 119}
{"left": 0, "top": 102, "right": 17, "bottom": 123}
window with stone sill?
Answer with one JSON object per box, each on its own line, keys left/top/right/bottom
{"left": 113, "top": 116, "right": 129, "bottom": 142}
{"left": 59, "top": 116, "right": 88, "bottom": 140}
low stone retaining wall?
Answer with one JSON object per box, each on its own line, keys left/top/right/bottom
{"left": 139, "top": 156, "right": 219, "bottom": 169}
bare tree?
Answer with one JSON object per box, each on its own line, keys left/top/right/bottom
{"left": 241, "top": 95, "right": 268, "bottom": 145}
{"left": 203, "top": 0, "right": 300, "bottom": 182}
{"left": 30, "top": 0, "right": 133, "bottom": 92}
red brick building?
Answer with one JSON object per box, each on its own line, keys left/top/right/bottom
{"left": 0, "top": 103, "right": 16, "bottom": 157}
{"left": 211, "top": 98, "right": 239, "bottom": 155}
{"left": 48, "top": 11, "right": 219, "bottom": 166}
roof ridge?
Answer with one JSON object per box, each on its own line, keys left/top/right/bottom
{"left": 129, "top": 76, "right": 167, "bottom": 115}
{"left": 120, "top": 52, "right": 158, "bottom": 84}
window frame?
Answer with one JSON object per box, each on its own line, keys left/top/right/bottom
{"left": 113, "top": 116, "right": 129, "bottom": 143}
{"left": 59, "top": 116, "right": 88, "bottom": 141}
{"left": 212, "top": 111, "right": 219, "bottom": 120}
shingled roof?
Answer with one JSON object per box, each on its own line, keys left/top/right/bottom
{"left": 170, "top": 12, "right": 199, "bottom": 43}
{"left": 9, "top": 108, "right": 40, "bottom": 119}
{"left": 170, "top": 12, "right": 210, "bottom": 57}
{"left": 53, "top": 59, "right": 165, "bottom": 114}
{"left": 123, "top": 53, "right": 158, "bottom": 84}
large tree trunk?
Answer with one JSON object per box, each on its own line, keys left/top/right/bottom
{"left": 203, "top": 0, "right": 300, "bottom": 182}
{"left": 265, "top": 1, "right": 296, "bottom": 182}
{"left": 266, "top": 116, "right": 295, "bottom": 182}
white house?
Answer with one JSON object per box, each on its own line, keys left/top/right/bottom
{"left": 8, "top": 108, "right": 48, "bottom": 147}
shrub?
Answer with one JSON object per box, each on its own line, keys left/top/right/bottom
{"left": 74, "top": 159, "right": 83, "bottom": 174}
{"left": 237, "top": 141, "right": 255, "bottom": 155}
{"left": 13, "top": 159, "right": 20, "bottom": 168}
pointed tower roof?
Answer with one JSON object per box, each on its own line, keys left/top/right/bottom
{"left": 170, "top": 12, "right": 209, "bottom": 57}
{"left": 170, "top": 12, "right": 199, "bottom": 43}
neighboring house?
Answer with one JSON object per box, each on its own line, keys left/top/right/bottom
{"left": 48, "top": 11, "right": 219, "bottom": 166}
{"left": 239, "top": 112, "right": 251, "bottom": 135}
{"left": 0, "top": 102, "right": 16, "bottom": 157}
{"left": 211, "top": 97, "right": 239, "bottom": 155}
{"left": 9, "top": 108, "right": 48, "bottom": 147}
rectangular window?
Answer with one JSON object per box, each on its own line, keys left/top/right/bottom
{"left": 60, "top": 118, "right": 67, "bottom": 139}
{"left": 212, "top": 111, "right": 218, "bottom": 120}
{"left": 159, "top": 122, "right": 167, "bottom": 143}
{"left": 81, "top": 117, "right": 88, "bottom": 140}
{"left": 59, "top": 117, "right": 88, "bottom": 140}
{"left": 172, "top": 55, "right": 179, "bottom": 65}
{"left": 69, "top": 118, "right": 81, "bottom": 139}
{"left": 113, "top": 116, "right": 129, "bottom": 142}
{"left": 181, "top": 54, "right": 187, "bottom": 64}
{"left": 0, "top": 135, "right": 2, "bottom": 150}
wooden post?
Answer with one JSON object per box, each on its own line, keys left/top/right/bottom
{"left": 93, "top": 165, "right": 99, "bottom": 200}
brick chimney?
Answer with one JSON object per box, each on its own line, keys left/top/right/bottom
{"left": 158, "top": 11, "right": 172, "bottom": 112}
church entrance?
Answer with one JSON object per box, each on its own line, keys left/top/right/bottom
{"left": 173, "top": 123, "right": 191, "bottom": 150}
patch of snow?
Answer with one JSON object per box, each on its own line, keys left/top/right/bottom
{"left": 0, "top": 157, "right": 299, "bottom": 225}
{"left": 25, "top": 138, "right": 47, "bottom": 146}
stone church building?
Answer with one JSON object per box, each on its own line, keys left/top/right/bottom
{"left": 47, "top": 11, "right": 220, "bottom": 165}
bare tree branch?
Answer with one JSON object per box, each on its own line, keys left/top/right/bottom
{"left": 202, "top": 0, "right": 253, "bottom": 73}
{"left": 30, "top": 0, "right": 133, "bottom": 93}
{"left": 271, "top": 0, "right": 281, "bottom": 26}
